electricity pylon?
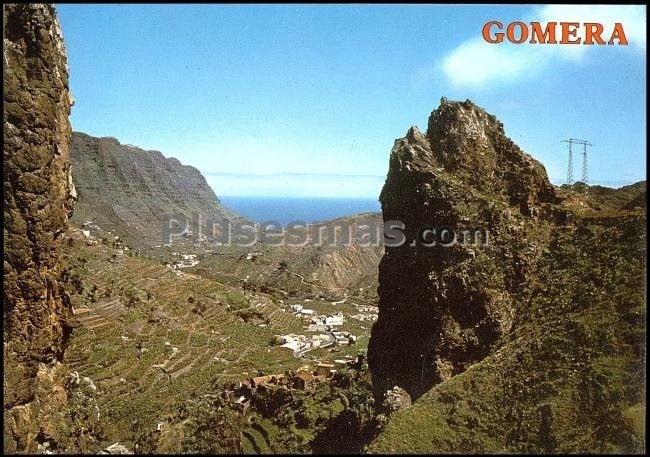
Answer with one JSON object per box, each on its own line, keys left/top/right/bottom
{"left": 562, "top": 139, "right": 592, "bottom": 184}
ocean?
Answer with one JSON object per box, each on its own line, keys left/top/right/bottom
{"left": 219, "top": 196, "right": 381, "bottom": 226}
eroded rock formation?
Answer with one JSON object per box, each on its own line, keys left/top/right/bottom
{"left": 3, "top": 3, "right": 76, "bottom": 452}
{"left": 368, "top": 98, "right": 557, "bottom": 400}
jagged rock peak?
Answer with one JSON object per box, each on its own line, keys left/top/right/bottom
{"left": 405, "top": 125, "right": 425, "bottom": 142}
{"left": 427, "top": 98, "right": 505, "bottom": 160}
{"left": 388, "top": 98, "right": 556, "bottom": 210}
{"left": 369, "top": 98, "right": 559, "bottom": 402}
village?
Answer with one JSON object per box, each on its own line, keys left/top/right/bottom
{"left": 168, "top": 252, "right": 199, "bottom": 269}
{"left": 269, "top": 300, "right": 378, "bottom": 359}
{"left": 216, "top": 353, "right": 367, "bottom": 413}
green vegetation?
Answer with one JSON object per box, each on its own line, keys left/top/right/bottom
{"left": 369, "top": 213, "right": 646, "bottom": 453}
{"left": 136, "top": 357, "right": 382, "bottom": 454}
{"left": 61, "top": 238, "right": 306, "bottom": 449}
{"left": 59, "top": 179, "right": 645, "bottom": 454}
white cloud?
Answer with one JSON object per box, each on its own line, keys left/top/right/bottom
{"left": 536, "top": 5, "right": 646, "bottom": 51}
{"left": 442, "top": 39, "right": 538, "bottom": 87}
{"left": 441, "top": 5, "right": 646, "bottom": 88}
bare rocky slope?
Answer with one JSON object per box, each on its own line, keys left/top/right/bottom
{"left": 3, "top": 4, "right": 100, "bottom": 453}
{"left": 367, "top": 99, "right": 645, "bottom": 453}
{"left": 69, "top": 131, "right": 243, "bottom": 250}
{"left": 193, "top": 212, "right": 383, "bottom": 301}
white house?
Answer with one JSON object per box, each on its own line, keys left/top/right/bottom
{"left": 324, "top": 314, "right": 344, "bottom": 326}
{"left": 280, "top": 339, "right": 302, "bottom": 352}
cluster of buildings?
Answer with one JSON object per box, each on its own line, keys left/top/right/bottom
{"left": 289, "top": 304, "right": 346, "bottom": 330}
{"left": 350, "top": 313, "right": 377, "bottom": 322}
{"left": 307, "top": 312, "right": 345, "bottom": 331}
{"left": 289, "top": 301, "right": 377, "bottom": 328}
{"left": 203, "top": 362, "right": 349, "bottom": 413}
{"left": 277, "top": 333, "right": 333, "bottom": 357}
{"left": 350, "top": 304, "right": 378, "bottom": 323}
{"left": 279, "top": 301, "right": 371, "bottom": 357}
{"left": 75, "top": 223, "right": 133, "bottom": 255}
{"left": 283, "top": 302, "right": 355, "bottom": 357}
{"left": 290, "top": 304, "right": 315, "bottom": 318}
{"left": 331, "top": 330, "right": 357, "bottom": 346}
{"left": 80, "top": 220, "right": 97, "bottom": 237}
{"left": 276, "top": 329, "right": 357, "bottom": 358}
{"left": 169, "top": 253, "right": 199, "bottom": 269}
{"left": 77, "top": 221, "right": 108, "bottom": 248}
{"left": 239, "top": 358, "right": 357, "bottom": 392}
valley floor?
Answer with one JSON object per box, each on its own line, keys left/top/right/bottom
{"left": 62, "top": 231, "right": 378, "bottom": 452}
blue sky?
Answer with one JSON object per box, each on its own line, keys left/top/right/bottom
{"left": 57, "top": 4, "right": 646, "bottom": 198}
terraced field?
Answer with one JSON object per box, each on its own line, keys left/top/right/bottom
{"left": 62, "top": 237, "right": 307, "bottom": 447}
{"left": 242, "top": 427, "right": 271, "bottom": 454}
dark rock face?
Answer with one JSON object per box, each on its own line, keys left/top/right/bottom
{"left": 3, "top": 1, "right": 74, "bottom": 394}
{"left": 368, "top": 98, "right": 557, "bottom": 400}
{"left": 69, "top": 131, "right": 243, "bottom": 248}
{"left": 3, "top": 3, "right": 74, "bottom": 451}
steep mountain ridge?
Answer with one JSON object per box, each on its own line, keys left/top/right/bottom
{"left": 70, "top": 131, "right": 243, "bottom": 249}
{"left": 192, "top": 212, "right": 384, "bottom": 300}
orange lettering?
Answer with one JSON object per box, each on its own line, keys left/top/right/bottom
{"left": 560, "top": 22, "right": 581, "bottom": 44}
{"left": 507, "top": 22, "right": 529, "bottom": 44}
{"left": 584, "top": 23, "right": 605, "bottom": 45}
{"left": 483, "top": 21, "right": 504, "bottom": 43}
{"left": 530, "top": 21, "right": 557, "bottom": 44}
{"left": 608, "top": 22, "right": 628, "bottom": 45}
{"left": 484, "top": 21, "right": 627, "bottom": 46}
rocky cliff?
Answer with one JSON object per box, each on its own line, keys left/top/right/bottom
{"left": 69, "top": 131, "right": 243, "bottom": 249}
{"left": 368, "top": 98, "right": 557, "bottom": 400}
{"left": 367, "top": 99, "right": 645, "bottom": 452}
{"left": 3, "top": 3, "right": 75, "bottom": 452}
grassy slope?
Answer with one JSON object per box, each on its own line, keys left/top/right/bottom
{"left": 369, "top": 209, "right": 646, "bottom": 453}
{"left": 559, "top": 181, "right": 646, "bottom": 211}
{"left": 62, "top": 236, "right": 307, "bottom": 448}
